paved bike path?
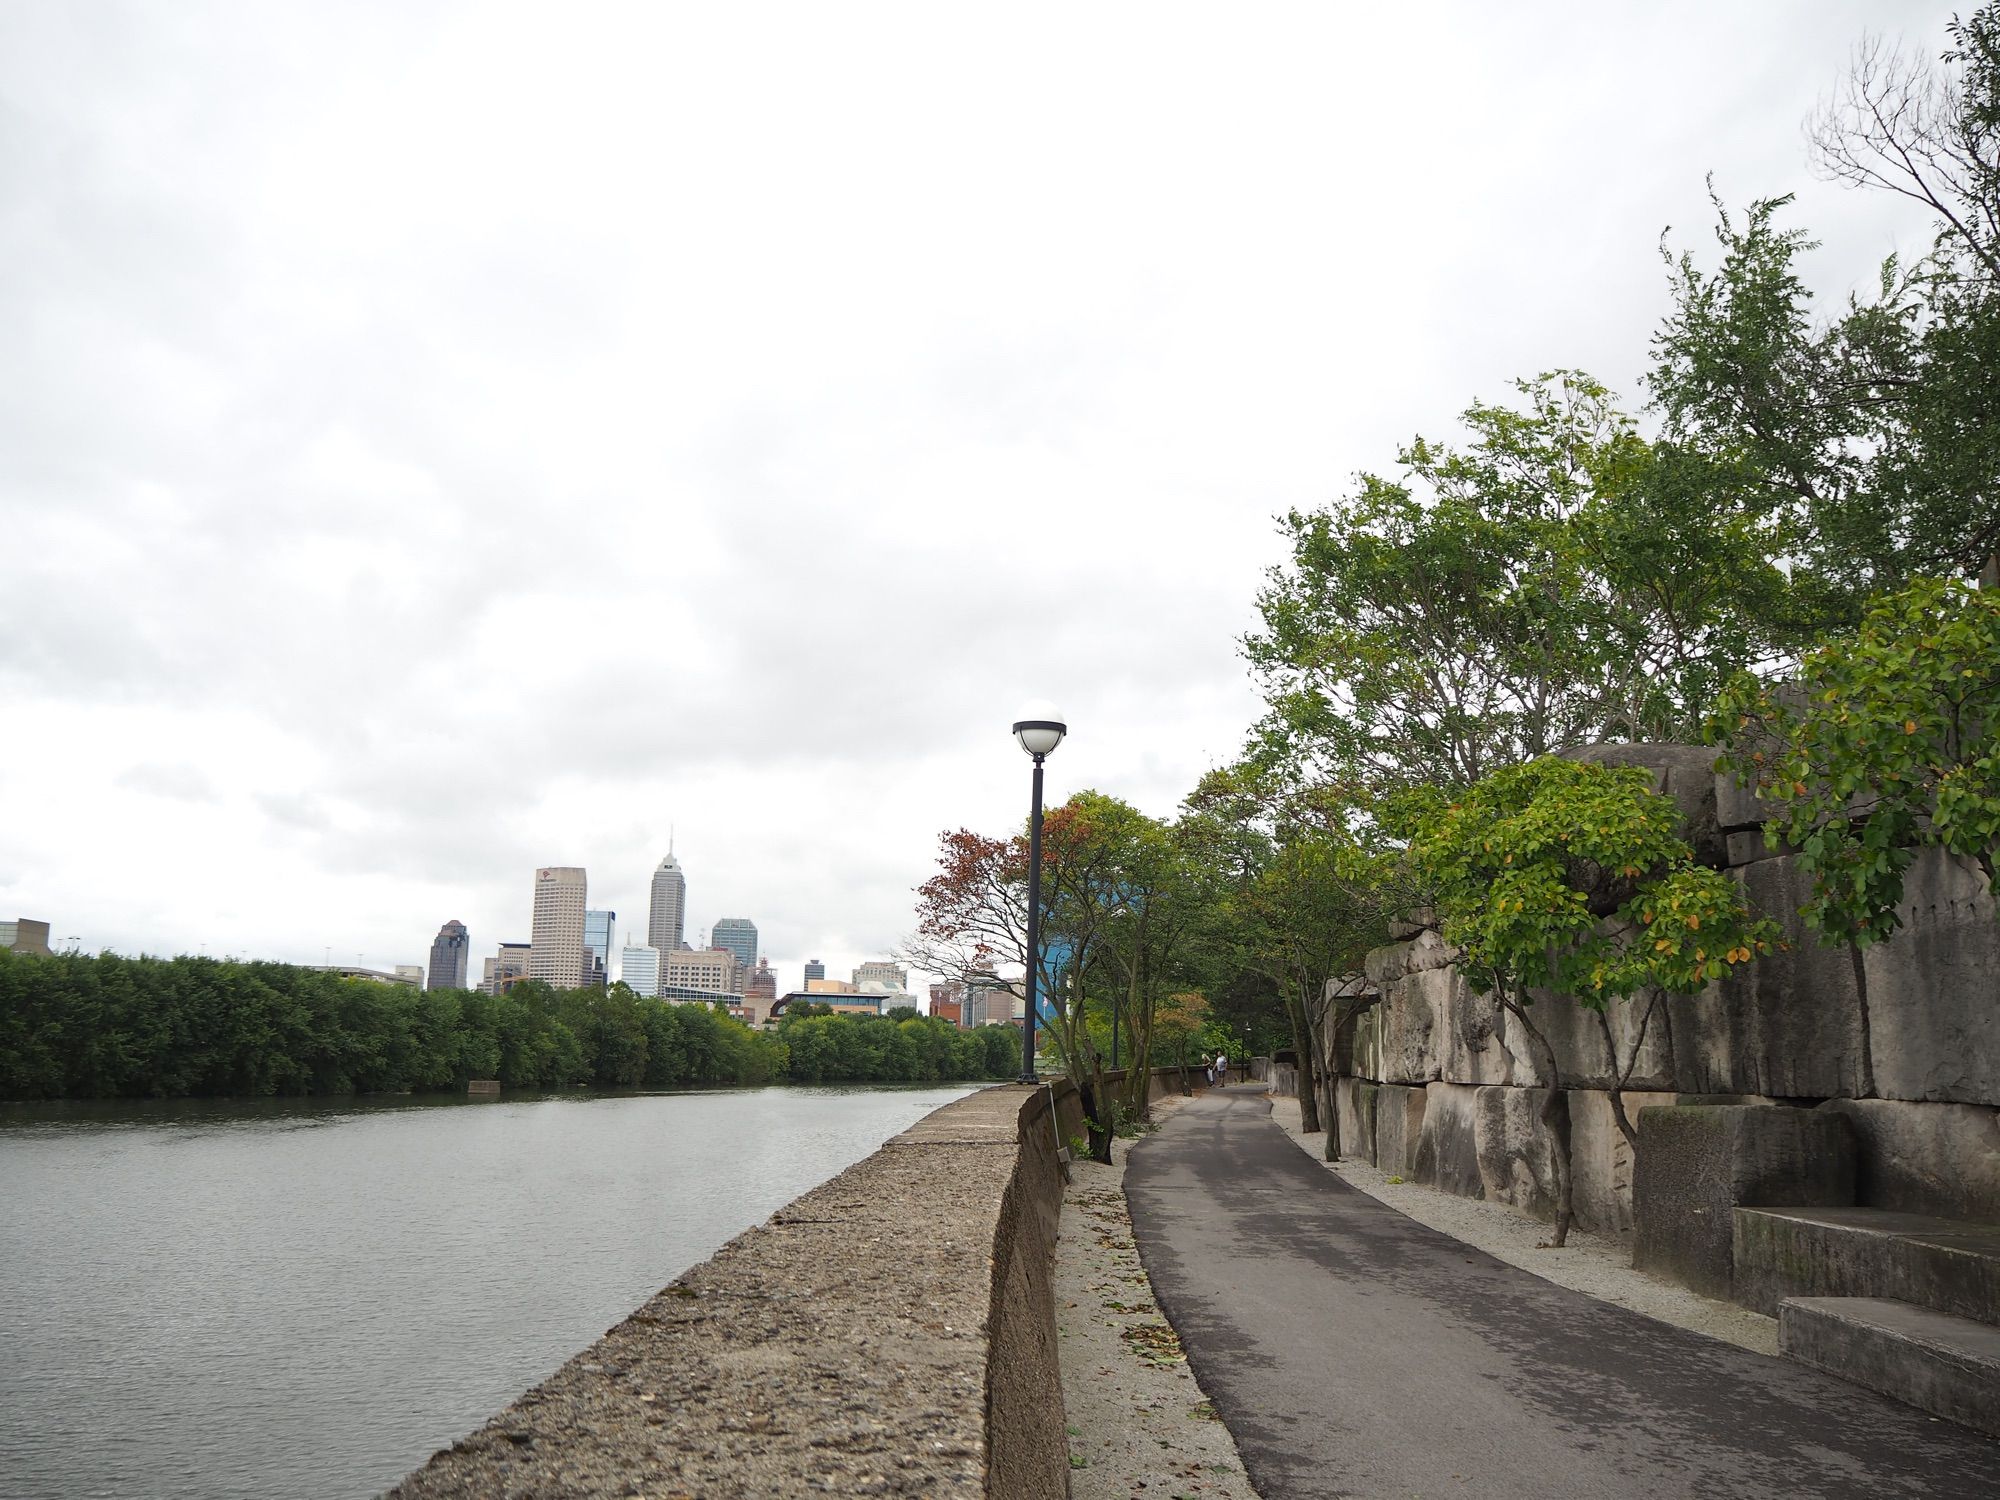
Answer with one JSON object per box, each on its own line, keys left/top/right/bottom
{"left": 1124, "top": 1087, "right": 2000, "bottom": 1499}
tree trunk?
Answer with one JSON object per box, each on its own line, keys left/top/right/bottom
{"left": 1080, "top": 1074, "right": 1115, "bottom": 1165}
{"left": 1593, "top": 994, "right": 1663, "bottom": 1154}
{"left": 1320, "top": 1000, "right": 1362, "bottom": 1162}
{"left": 1126, "top": 975, "right": 1155, "bottom": 1122}
{"left": 1288, "top": 991, "right": 1323, "bottom": 1133}
{"left": 1500, "top": 992, "right": 1574, "bottom": 1246}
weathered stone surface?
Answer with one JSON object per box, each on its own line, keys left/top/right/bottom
{"left": 1780, "top": 1297, "right": 2000, "bottom": 1440}
{"left": 1734, "top": 1206, "right": 2000, "bottom": 1324}
{"left": 1433, "top": 974, "right": 1528, "bottom": 1087}
{"left": 1363, "top": 929, "right": 1455, "bottom": 989}
{"left": 1714, "top": 773, "right": 1789, "bottom": 834}
{"left": 1631, "top": 1104, "right": 1857, "bottom": 1299}
{"left": 1568, "top": 1088, "right": 1677, "bottom": 1238}
{"left": 1515, "top": 985, "right": 1678, "bottom": 1093}
{"left": 1377, "top": 970, "right": 1442, "bottom": 1086}
{"left": 1317, "top": 981, "right": 1376, "bottom": 1080}
{"left": 1819, "top": 1099, "right": 2000, "bottom": 1221}
{"left": 1668, "top": 856, "right": 1871, "bottom": 1099}
{"left": 1413, "top": 1082, "right": 1482, "bottom": 1200}
{"left": 1374, "top": 1084, "right": 1428, "bottom": 1178}
{"left": 1335, "top": 1076, "right": 1378, "bottom": 1166}
{"left": 1862, "top": 848, "right": 2000, "bottom": 1107}
{"left": 1566, "top": 742, "right": 1728, "bottom": 868}
{"left": 1471, "top": 1086, "right": 1563, "bottom": 1222}
{"left": 1387, "top": 906, "right": 1437, "bottom": 940}
{"left": 1724, "top": 829, "right": 1788, "bottom": 867}
{"left": 1349, "top": 1005, "right": 1382, "bottom": 1083}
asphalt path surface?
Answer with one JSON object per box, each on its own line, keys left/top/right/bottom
{"left": 1125, "top": 1086, "right": 2000, "bottom": 1500}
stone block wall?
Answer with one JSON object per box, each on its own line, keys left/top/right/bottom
{"left": 1319, "top": 744, "right": 2000, "bottom": 1239}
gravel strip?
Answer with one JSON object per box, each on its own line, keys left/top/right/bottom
{"left": 1265, "top": 1092, "right": 1778, "bottom": 1356}
{"left": 1056, "top": 1094, "right": 1259, "bottom": 1500}
{"left": 387, "top": 1090, "right": 1032, "bottom": 1499}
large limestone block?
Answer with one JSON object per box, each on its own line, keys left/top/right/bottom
{"left": 1819, "top": 1098, "right": 2000, "bottom": 1221}
{"left": 1667, "top": 855, "right": 1871, "bottom": 1099}
{"left": 1714, "top": 773, "right": 1789, "bottom": 835}
{"left": 1334, "top": 1076, "right": 1377, "bottom": 1166}
{"left": 1565, "top": 742, "right": 1727, "bottom": 868}
{"left": 1317, "top": 982, "right": 1379, "bottom": 1083}
{"left": 1433, "top": 975, "right": 1534, "bottom": 1087}
{"left": 1862, "top": 848, "right": 2000, "bottom": 1106}
{"left": 1568, "top": 1088, "right": 1677, "bottom": 1237}
{"left": 1413, "top": 1082, "right": 1483, "bottom": 1200}
{"left": 1378, "top": 972, "right": 1443, "bottom": 1086}
{"left": 1374, "top": 1083, "right": 1429, "bottom": 1178}
{"left": 1631, "top": 1104, "right": 1857, "bottom": 1299}
{"left": 1725, "top": 829, "right": 1789, "bottom": 867}
{"left": 1348, "top": 1005, "right": 1383, "bottom": 1083}
{"left": 1364, "top": 930, "right": 1455, "bottom": 989}
{"left": 1472, "top": 1085, "right": 1563, "bottom": 1222}
{"left": 1517, "top": 985, "right": 1677, "bottom": 1092}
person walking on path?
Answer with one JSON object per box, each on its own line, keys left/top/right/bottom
{"left": 1123, "top": 1087, "right": 2000, "bottom": 1500}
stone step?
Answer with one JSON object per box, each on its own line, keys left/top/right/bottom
{"left": 1733, "top": 1205, "right": 2000, "bottom": 1322}
{"left": 1779, "top": 1297, "right": 2000, "bottom": 1439}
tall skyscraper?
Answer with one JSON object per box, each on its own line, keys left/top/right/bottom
{"left": 619, "top": 945, "right": 661, "bottom": 997}
{"left": 713, "top": 917, "right": 758, "bottom": 972}
{"left": 584, "top": 909, "right": 616, "bottom": 986}
{"left": 428, "top": 919, "right": 470, "bottom": 991}
{"left": 803, "top": 957, "right": 825, "bottom": 986}
{"left": 648, "top": 851, "right": 687, "bottom": 954}
{"left": 529, "top": 867, "right": 588, "bottom": 988}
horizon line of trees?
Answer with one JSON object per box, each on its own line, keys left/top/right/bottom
{"left": 0, "top": 949, "right": 1023, "bottom": 1102}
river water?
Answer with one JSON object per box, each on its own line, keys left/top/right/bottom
{"left": 0, "top": 1083, "right": 978, "bottom": 1499}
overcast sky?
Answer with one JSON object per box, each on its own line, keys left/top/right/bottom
{"left": 0, "top": 1, "right": 1956, "bottom": 996}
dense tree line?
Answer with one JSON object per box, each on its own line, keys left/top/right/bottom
{"left": 0, "top": 951, "right": 1021, "bottom": 1101}
{"left": 777, "top": 1003, "right": 1020, "bottom": 1083}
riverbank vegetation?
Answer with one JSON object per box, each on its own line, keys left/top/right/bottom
{"left": 0, "top": 950, "right": 1021, "bottom": 1101}
{"left": 906, "top": 8, "right": 2000, "bottom": 1189}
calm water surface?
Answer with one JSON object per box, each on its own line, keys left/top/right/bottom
{"left": 0, "top": 1084, "right": 978, "bottom": 1499}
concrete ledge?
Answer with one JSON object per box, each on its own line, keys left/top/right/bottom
{"left": 1779, "top": 1297, "right": 2000, "bottom": 1438}
{"left": 1632, "top": 1104, "right": 1856, "bottom": 1299}
{"left": 1733, "top": 1206, "right": 2000, "bottom": 1323}
{"left": 389, "top": 1084, "right": 1076, "bottom": 1499}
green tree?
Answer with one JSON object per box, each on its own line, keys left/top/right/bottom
{"left": 1245, "top": 372, "right": 1799, "bottom": 804}
{"left": 1712, "top": 576, "right": 2000, "bottom": 944}
{"left": 1654, "top": 6, "right": 2000, "bottom": 591}
{"left": 1182, "top": 765, "right": 1408, "bottom": 1146}
{"left": 1411, "top": 757, "right": 1778, "bottom": 1245}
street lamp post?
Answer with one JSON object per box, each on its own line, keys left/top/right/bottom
{"left": 1013, "top": 701, "right": 1067, "bottom": 1084}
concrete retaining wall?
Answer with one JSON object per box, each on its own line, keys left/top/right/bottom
{"left": 390, "top": 1084, "right": 1082, "bottom": 1500}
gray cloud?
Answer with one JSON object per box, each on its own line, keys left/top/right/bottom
{"left": 0, "top": 0, "right": 1958, "bottom": 983}
{"left": 115, "top": 762, "right": 220, "bottom": 803}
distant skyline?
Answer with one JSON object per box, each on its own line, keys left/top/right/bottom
{"left": 0, "top": 1, "right": 1956, "bottom": 997}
